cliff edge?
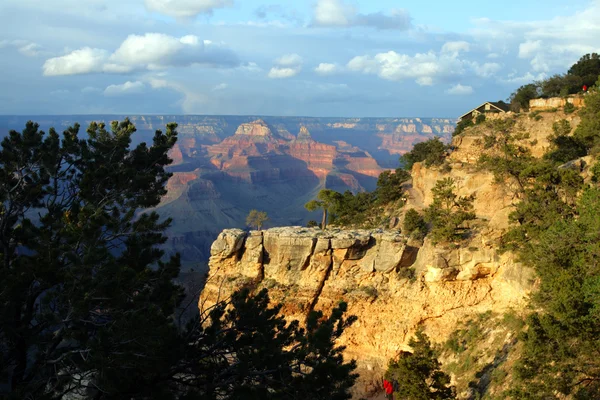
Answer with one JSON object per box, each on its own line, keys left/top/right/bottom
{"left": 201, "top": 226, "right": 533, "bottom": 396}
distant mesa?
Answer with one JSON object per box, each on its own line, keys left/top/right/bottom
{"left": 295, "top": 126, "right": 316, "bottom": 143}
{"left": 234, "top": 119, "right": 274, "bottom": 138}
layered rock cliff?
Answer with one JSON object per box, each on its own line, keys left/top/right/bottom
{"left": 201, "top": 226, "right": 533, "bottom": 396}
{"left": 199, "top": 108, "right": 586, "bottom": 397}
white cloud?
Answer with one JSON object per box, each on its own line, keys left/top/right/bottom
{"left": 239, "top": 62, "right": 261, "bottom": 72}
{"left": 268, "top": 53, "right": 303, "bottom": 79}
{"left": 144, "top": 0, "right": 233, "bottom": 18}
{"left": 276, "top": 53, "right": 303, "bottom": 66}
{"left": 315, "top": 63, "right": 341, "bottom": 75}
{"left": 347, "top": 51, "right": 465, "bottom": 85}
{"left": 103, "top": 81, "right": 145, "bottom": 96}
{"left": 43, "top": 47, "right": 109, "bottom": 76}
{"left": 81, "top": 86, "right": 101, "bottom": 94}
{"left": 42, "top": 33, "right": 239, "bottom": 76}
{"left": 518, "top": 40, "right": 542, "bottom": 59}
{"left": 314, "top": 0, "right": 355, "bottom": 27}
{"left": 442, "top": 41, "right": 470, "bottom": 54}
{"left": 312, "top": 0, "right": 411, "bottom": 30}
{"left": 268, "top": 67, "right": 300, "bottom": 79}
{"left": 212, "top": 83, "right": 228, "bottom": 91}
{"left": 501, "top": 71, "right": 547, "bottom": 85}
{"left": 471, "top": 62, "right": 501, "bottom": 78}
{"left": 446, "top": 84, "right": 473, "bottom": 95}
{"left": 474, "top": 2, "right": 600, "bottom": 76}
{"left": 0, "top": 39, "right": 43, "bottom": 57}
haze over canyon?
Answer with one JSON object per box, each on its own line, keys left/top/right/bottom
{"left": 0, "top": 115, "right": 455, "bottom": 270}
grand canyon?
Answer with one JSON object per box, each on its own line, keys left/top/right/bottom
{"left": 0, "top": 115, "right": 455, "bottom": 270}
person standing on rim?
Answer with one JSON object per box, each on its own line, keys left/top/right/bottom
{"left": 383, "top": 378, "right": 394, "bottom": 399}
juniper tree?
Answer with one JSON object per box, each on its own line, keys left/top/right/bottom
{"left": 305, "top": 189, "right": 342, "bottom": 229}
{"left": 0, "top": 120, "right": 359, "bottom": 400}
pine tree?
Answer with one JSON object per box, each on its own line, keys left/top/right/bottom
{"left": 0, "top": 120, "right": 359, "bottom": 399}
{"left": 386, "top": 330, "right": 455, "bottom": 400}
{"left": 305, "top": 189, "right": 342, "bottom": 229}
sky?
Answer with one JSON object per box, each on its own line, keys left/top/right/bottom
{"left": 0, "top": 0, "right": 599, "bottom": 118}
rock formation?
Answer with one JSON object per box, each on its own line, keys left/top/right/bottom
{"left": 199, "top": 109, "right": 585, "bottom": 397}
{"left": 201, "top": 227, "right": 533, "bottom": 397}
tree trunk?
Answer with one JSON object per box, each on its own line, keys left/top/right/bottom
{"left": 322, "top": 208, "right": 328, "bottom": 230}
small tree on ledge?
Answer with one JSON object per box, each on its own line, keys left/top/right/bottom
{"left": 305, "top": 189, "right": 342, "bottom": 230}
{"left": 246, "top": 209, "right": 268, "bottom": 230}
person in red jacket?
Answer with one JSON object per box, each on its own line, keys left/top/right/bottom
{"left": 383, "top": 379, "right": 394, "bottom": 399}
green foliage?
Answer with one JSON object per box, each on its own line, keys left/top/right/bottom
{"left": 376, "top": 168, "right": 411, "bottom": 204}
{"left": 592, "top": 158, "right": 600, "bottom": 183}
{"left": 187, "top": 288, "right": 358, "bottom": 400}
{"left": 529, "top": 110, "right": 542, "bottom": 120}
{"left": 333, "top": 190, "right": 377, "bottom": 227}
{"left": 246, "top": 209, "right": 268, "bottom": 230}
{"left": 475, "top": 114, "right": 486, "bottom": 124}
{"left": 540, "top": 73, "right": 583, "bottom": 97}
{"left": 333, "top": 168, "right": 410, "bottom": 228}
{"left": 544, "top": 119, "right": 587, "bottom": 164}
{"left": 403, "top": 208, "right": 428, "bottom": 239}
{"left": 444, "top": 312, "right": 491, "bottom": 356}
{"left": 0, "top": 121, "right": 359, "bottom": 400}
{"left": 0, "top": 119, "right": 183, "bottom": 399}
{"left": 573, "top": 76, "right": 600, "bottom": 154}
{"left": 508, "top": 189, "right": 600, "bottom": 398}
{"left": 563, "top": 101, "right": 576, "bottom": 114}
{"left": 386, "top": 330, "right": 456, "bottom": 400}
{"left": 305, "top": 189, "right": 343, "bottom": 229}
{"left": 477, "top": 118, "right": 535, "bottom": 194}
{"left": 509, "top": 83, "right": 539, "bottom": 111}
{"left": 398, "top": 267, "right": 417, "bottom": 283}
{"left": 306, "top": 220, "right": 319, "bottom": 228}
{"left": 454, "top": 119, "right": 474, "bottom": 136}
{"left": 567, "top": 52, "right": 600, "bottom": 88}
{"left": 401, "top": 137, "right": 448, "bottom": 170}
{"left": 424, "top": 178, "right": 476, "bottom": 244}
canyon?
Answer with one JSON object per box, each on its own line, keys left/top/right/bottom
{"left": 0, "top": 115, "right": 455, "bottom": 269}
{"left": 201, "top": 107, "right": 585, "bottom": 397}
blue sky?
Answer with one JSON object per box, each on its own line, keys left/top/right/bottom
{"left": 0, "top": 0, "right": 598, "bottom": 117}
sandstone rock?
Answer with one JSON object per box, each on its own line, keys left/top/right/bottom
{"left": 210, "top": 229, "right": 246, "bottom": 259}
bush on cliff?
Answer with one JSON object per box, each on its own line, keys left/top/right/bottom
{"left": 401, "top": 137, "right": 448, "bottom": 170}
{"left": 376, "top": 168, "right": 411, "bottom": 204}
{"left": 499, "top": 89, "right": 600, "bottom": 397}
{"left": 424, "top": 178, "right": 476, "bottom": 244}
{"left": 0, "top": 120, "right": 359, "bottom": 400}
{"left": 508, "top": 189, "right": 600, "bottom": 399}
{"left": 385, "top": 330, "right": 456, "bottom": 400}
{"left": 509, "top": 83, "right": 539, "bottom": 111}
{"left": 403, "top": 209, "right": 427, "bottom": 239}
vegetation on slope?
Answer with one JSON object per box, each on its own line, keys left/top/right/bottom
{"left": 0, "top": 120, "right": 358, "bottom": 399}
{"left": 509, "top": 53, "right": 600, "bottom": 111}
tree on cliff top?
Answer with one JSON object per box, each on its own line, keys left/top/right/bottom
{"left": 246, "top": 209, "right": 268, "bottom": 230}
{"left": 305, "top": 189, "right": 342, "bottom": 229}
{"left": 424, "top": 178, "right": 475, "bottom": 244}
{"left": 386, "top": 330, "right": 455, "bottom": 400}
{"left": 568, "top": 53, "right": 600, "bottom": 88}
{"left": 0, "top": 120, "right": 358, "bottom": 399}
{"left": 401, "top": 137, "right": 448, "bottom": 171}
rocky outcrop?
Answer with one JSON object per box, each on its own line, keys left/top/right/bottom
{"left": 529, "top": 95, "right": 584, "bottom": 110}
{"left": 201, "top": 227, "right": 533, "bottom": 397}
